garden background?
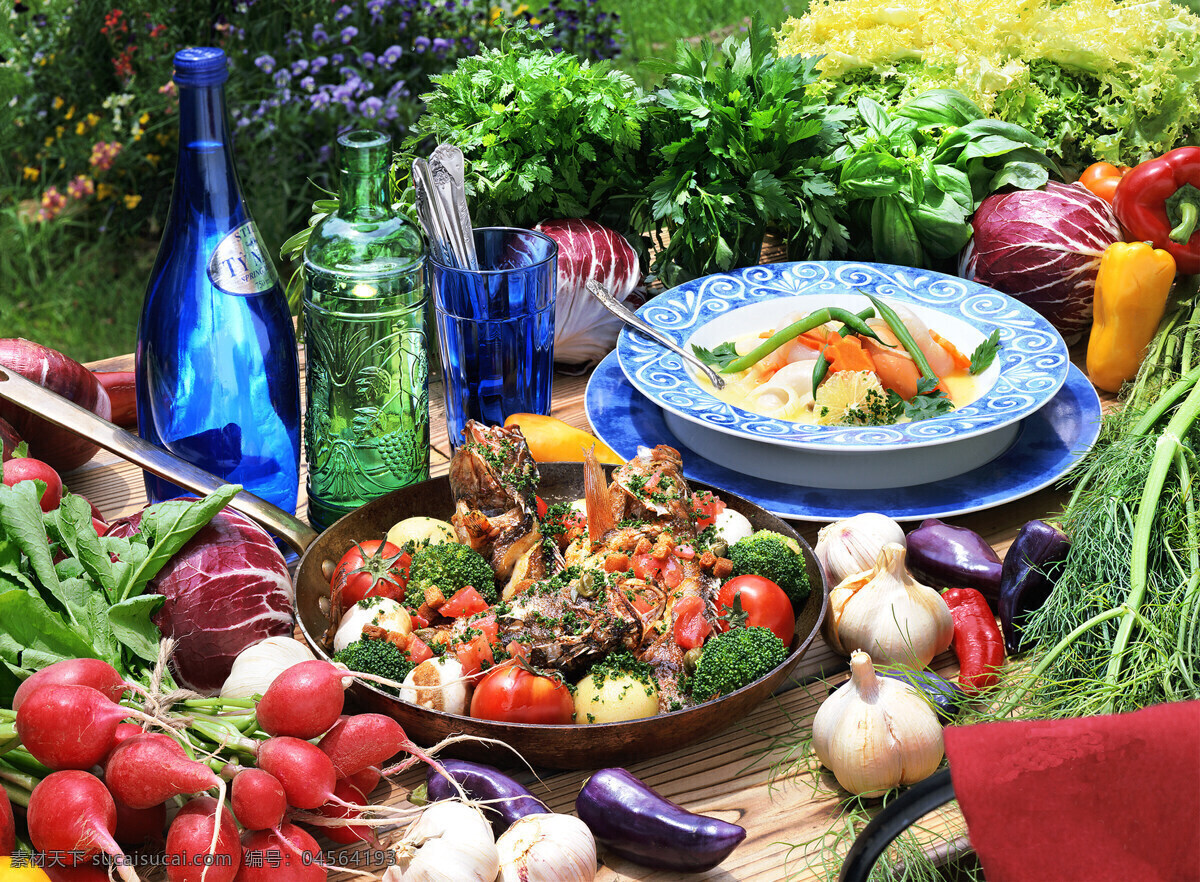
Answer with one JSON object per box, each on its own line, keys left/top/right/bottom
{"left": 0, "top": 0, "right": 794, "bottom": 364}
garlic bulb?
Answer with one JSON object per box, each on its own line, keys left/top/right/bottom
{"left": 400, "top": 657, "right": 471, "bottom": 715}
{"left": 386, "top": 800, "right": 498, "bottom": 882}
{"left": 812, "top": 650, "right": 945, "bottom": 797}
{"left": 220, "top": 636, "right": 315, "bottom": 699}
{"left": 496, "top": 813, "right": 597, "bottom": 882}
{"left": 815, "top": 513, "right": 906, "bottom": 585}
{"left": 823, "top": 542, "right": 953, "bottom": 669}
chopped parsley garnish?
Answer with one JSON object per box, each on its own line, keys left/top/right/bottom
{"left": 969, "top": 330, "right": 1002, "bottom": 375}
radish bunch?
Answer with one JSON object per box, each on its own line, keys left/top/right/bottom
{"left": 8, "top": 656, "right": 453, "bottom": 880}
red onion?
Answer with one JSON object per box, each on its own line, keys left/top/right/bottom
{"left": 0, "top": 339, "right": 112, "bottom": 471}
{"left": 0, "top": 416, "right": 19, "bottom": 461}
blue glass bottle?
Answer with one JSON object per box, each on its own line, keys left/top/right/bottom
{"left": 136, "top": 47, "right": 301, "bottom": 513}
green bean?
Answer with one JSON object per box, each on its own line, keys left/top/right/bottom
{"left": 721, "top": 306, "right": 885, "bottom": 374}
{"left": 864, "top": 293, "right": 939, "bottom": 383}
{"left": 811, "top": 307, "right": 876, "bottom": 392}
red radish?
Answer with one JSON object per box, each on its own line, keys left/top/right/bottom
{"left": 109, "top": 722, "right": 145, "bottom": 754}
{"left": 236, "top": 825, "right": 324, "bottom": 882}
{"left": 166, "top": 796, "right": 242, "bottom": 882}
{"left": 344, "top": 765, "right": 381, "bottom": 796}
{"left": 27, "top": 770, "right": 136, "bottom": 882}
{"left": 255, "top": 660, "right": 345, "bottom": 739}
{"left": 320, "top": 713, "right": 446, "bottom": 779}
{"left": 311, "top": 780, "right": 375, "bottom": 846}
{"left": 112, "top": 793, "right": 167, "bottom": 847}
{"left": 106, "top": 733, "right": 222, "bottom": 810}
{"left": 0, "top": 786, "right": 14, "bottom": 856}
{"left": 231, "top": 769, "right": 287, "bottom": 832}
{"left": 17, "top": 684, "right": 153, "bottom": 770}
{"left": 13, "top": 658, "right": 130, "bottom": 711}
{"left": 2, "top": 456, "right": 63, "bottom": 511}
{"left": 254, "top": 738, "right": 338, "bottom": 811}
{"left": 43, "top": 862, "right": 118, "bottom": 882}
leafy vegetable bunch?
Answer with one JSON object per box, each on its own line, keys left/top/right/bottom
{"left": 834, "top": 89, "right": 1054, "bottom": 269}
{"left": 0, "top": 478, "right": 238, "bottom": 704}
{"left": 632, "top": 16, "right": 851, "bottom": 286}
{"left": 400, "top": 24, "right": 650, "bottom": 230}
{"left": 777, "top": 0, "right": 1200, "bottom": 171}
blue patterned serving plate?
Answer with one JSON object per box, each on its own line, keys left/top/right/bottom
{"left": 587, "top": 352, "right": 1102, "bottom": 522}
{"left": 616, "top": 261, "right": 1070, "bottom": 452}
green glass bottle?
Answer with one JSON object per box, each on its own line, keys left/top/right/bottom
{"left": 302, "top": 130, "right": 428, "bottom": 531}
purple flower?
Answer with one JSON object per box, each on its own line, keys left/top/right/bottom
{"left": 413, "top": 35, "right": 430, "bottom": 53}
{"left": 360, "top": 51, "right": 376, "bottom": 68}
{"left": 432, "top": 37, "right": 451, "bottom": 56}
{"left": 284, "top": 28, "right": 302, "bottom": 48}
{"left": 310, "top": 55, "right": 329, "bottom": 73}
{"left": 312, "top": 23, "right": 329, "bottom": 44}
{"left": 332, "top": 53, "right": 345, "bottom": 65}
{"left": 340, "top": 26, "right": 358, "bottom": 44}
{"left": 311, "top": 90, "right": 332, "bottom": 110}
{"left": 300, "top": 75, "right": 316, "bottom": 92}
{"left": 291, "top": 58, "right": 309, "bottom": 75}
{"left": 381, "top": 45, "right": 403, "bottom": 66}
{"left": 359, "top": 97, "right": 383, "bottom": 118}
{"left": 367, "top": 0, "right": 386, "bottom": 24}
{"left": 273, "top": 69, "right": 291, "bottom": 88}
{"left": 318, "top": 144, "right": 334, "bottom": 163}
{"left": 387, "top": 80, "right": 408, "bottom": 99}
{"left": 334, "top": 4, "right": 353, "bottom": 21}
{"left": 254, "top": 54, "right": 276, "bottom": 74}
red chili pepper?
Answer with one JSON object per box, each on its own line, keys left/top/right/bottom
{"left": 1112, "top": 147, "right": 1200, "bottom": 275}
{"left": 941, "top": 587, "right": 1005, "bottom": 694}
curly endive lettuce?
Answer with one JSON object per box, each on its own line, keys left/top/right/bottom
{"left": 777, "top": 0, "right": 1200, "bottom": 169}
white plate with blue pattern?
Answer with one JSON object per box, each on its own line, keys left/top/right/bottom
{"left": 617, "top": 261, "right": 1070, "bottom": 455}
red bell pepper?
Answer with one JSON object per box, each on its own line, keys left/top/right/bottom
{"left": 1112, "top": 147, "right": 1200, "bottom": 274}
{"left": 942, "top": 587, "right": 1005, "bottom": 694}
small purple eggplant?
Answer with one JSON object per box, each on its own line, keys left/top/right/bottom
{"left": 905, "top": 518, "right": 1003, "bottom": 606}
{"left": 879, "top": 668, "right": 966, "bottom": 723}
{"left": 423, "top": 759, "right": 548, "bottom": 836}
{"left": 998, "top": 519, "right": 1070, "bottom": 654}
{"left": 576, "top": 768, "right": 746, "bottom": 872}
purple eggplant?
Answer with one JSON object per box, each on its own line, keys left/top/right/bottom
{"left": 998, "top": 518, "right": 1070, "bottom": 654}
{"left": 879, "top": 668, "right": 966, "bottom": 723}
{"left": 905, "top": 518, "right": 1003, "bottom": 606}
{"left": 423, "top": 759, "right": 548, "bottom": 836}
{"left": 576, "top": 767, "right": 746, "bottom": 872}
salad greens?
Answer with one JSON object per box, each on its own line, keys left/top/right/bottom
{"left": 834, "top": 89, "right": 1053, "bottom": 269}
{"left": 0, "top": 475, "right": 239, "bottom": 703}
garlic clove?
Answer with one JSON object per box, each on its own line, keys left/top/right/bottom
{"left": 390, "top": 801, "right": 499, "bottom": 882}
{"left": 812, "top": 650, "right": 945, "bottom": 798}
{"left": 497, "top": 813, "right": 597, "bottom": 882}
{"left": 816, "top": 512, "right": 906, "bottom": 585}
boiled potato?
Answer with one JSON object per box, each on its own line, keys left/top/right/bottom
{"left": 386, "top": 516, "right": 456, "bottom": 549}
{"left": 574, "top": 669, "right": 660, "bottom": 724}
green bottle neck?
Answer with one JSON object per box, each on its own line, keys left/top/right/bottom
{"left": 336, "top": 131, "right": 392, "bottom": 222}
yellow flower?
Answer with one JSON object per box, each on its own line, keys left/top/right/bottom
{"left": 75, "top": 121, "right": 86, "bottom": 135}
{"left": 156, "top": 133, "right": 171, "bottom": 146}
{"left": 86, "top": 113, "right": 101, "bottom": 128}
{"left": 65, "top": 106, "right": 75, "bottom": 120}
{"left": 139, "top": 113, "right": 150, "bottom": 125}
{"left": 490, "top": 5, "right": 502, "bottom": 21}
{"left": 530, "top": 16, "right": 540, "bottom": 24}
{"left": 55, "top": 126, "right": 64, "bottom": 139}
{"left": 23, "top": 167, "right": 40, "bottom": 182}
{"left": 52, "top": 96, "right": 64, "bottom": 110}
{"left": 97, "top": 183, "right": 115, "bottom": 201}
{"left": 43, "top": 136, "right": 54, "bottom": 148}
{"left": 123, "top": 194, "right": 142, "bottom": 209}
{"left": 146, "top": 154, "right": 160, "bottom": 166}
{"left": 514, "top": 3, "right": 528, "bottom": 13}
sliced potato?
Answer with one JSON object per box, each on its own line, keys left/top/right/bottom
{"left": 386, "top": 516, "right": 456, "bottom": 549}
{"left": 574, "top": 670, "right": 659, "bottom": 724}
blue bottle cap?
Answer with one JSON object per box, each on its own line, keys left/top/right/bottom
{"left": 174, "top": 47, "right": 228, "bottom": 87}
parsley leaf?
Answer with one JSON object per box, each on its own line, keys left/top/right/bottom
{"left": 691, "top": 341, "right": 740, "bottom": 370}
{"left": 969, "top": 330, "right": 1002, "bottom": 374}
{"left": 901, "top": 377, "right": 955, "bottom": 421}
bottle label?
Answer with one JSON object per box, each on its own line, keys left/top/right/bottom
{"left": 207, "top": 222, "right": 279, "bottom": 296}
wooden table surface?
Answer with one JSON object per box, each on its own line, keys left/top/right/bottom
{"left": 74, "top": 346, "right": 1113, "bottom": 881}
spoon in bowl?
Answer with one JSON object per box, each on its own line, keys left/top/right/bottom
{"left": 586, "top": 280, "right": 726, "bottom": 390}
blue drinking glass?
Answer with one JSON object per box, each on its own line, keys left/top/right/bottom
{"left": 430, "top": 228, "right": 557, "bottom": 447}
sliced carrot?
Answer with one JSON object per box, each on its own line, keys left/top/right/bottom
{"left": 929, "top": 329, "right": 971, "bottom": 371}
{"left": 823, "top": 334, "right": 877, "bottom": 374}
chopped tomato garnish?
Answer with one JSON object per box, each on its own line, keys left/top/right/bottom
{"left": 407, "top": 635, "right": 433, "bottom": 664}
{"left": 672, "top": 595, "right": 712, "bottom": 649}
{"left": 440, "top": 586, "right": 490, "bottom": 618}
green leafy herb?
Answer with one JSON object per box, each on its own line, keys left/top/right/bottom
{"left": 891, "top": 377, "right": 955, "bottom": 421}
{"left": 690, "top": 341, "right": 741, "bottom": 370}
{"left": 969, "top": 329, "right": 1002, "bottom": 374}
{"left": 632, "top": 15, "right": 852, "bottom": 286}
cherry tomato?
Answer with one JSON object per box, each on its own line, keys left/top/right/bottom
{"left": 2, "top": 457, "right": 63, "bottom": 512}
{"left": 469, "top": 660, "right": 575, "bottom": 724}
{"left": 1079, "top": 161, "right": 1128, "bottom": 204}
{"left": 440, "top": 586, "right": 490, "bottom": 618}
{"left": 690, "top": 490, "right": 726, "bottom": 529}
{"left": 672, "top": 594, "right": 712, "bottom": 649}
{"left": 331, "top": 540, "right": 411, "bottom": 611}
{"left": 717, "top": 575, "right": 795, "bottom": 645}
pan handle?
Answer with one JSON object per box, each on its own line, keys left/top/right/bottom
{"left": 0, "top": 365, "right": 318, "bottom": 555}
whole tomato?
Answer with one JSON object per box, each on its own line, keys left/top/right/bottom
{"left": 331, "top": 539, "right": 411, "bottom": 611}
{"left": 469, "top": 660, "right": 575, "bottom": 724}
{"left": 2, "top": 456, "right": 64, "bottom": 512}
{"left": 716, "top": 575, "right": 795, "bottom": 645}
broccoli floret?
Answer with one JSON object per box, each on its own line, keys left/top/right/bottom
{"left": 728, "top": 530, "right": 811, "bottom": 606}
{"left": 688, "top": 626, "right": 788, "bottom": 700}
{"left": 333, "top": 637, "right": 415, "bottom": 692}
{"left": 405, "top": 542, "right": 496, "bottom": 607}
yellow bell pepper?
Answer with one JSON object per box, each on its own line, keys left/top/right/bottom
{"left": 502, "top": 413, "right": 624, "bottom": 464}
{"left": 1086, "top": 241, "right": 1176, "bottom": 394}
